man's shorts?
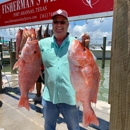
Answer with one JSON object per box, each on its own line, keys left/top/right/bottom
{"left": 36, "top": 70, "right": 44, "bottom": 83}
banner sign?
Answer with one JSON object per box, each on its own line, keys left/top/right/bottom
{"left": 0, "top": 0, "right": 114, "bottom": 28}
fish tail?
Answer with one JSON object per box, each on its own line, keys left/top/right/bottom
{"left": 18, "top": 97, "right": 30, "bottom": 110}
{"left": 83, "top": 108, "right": 99, "bottom": 127}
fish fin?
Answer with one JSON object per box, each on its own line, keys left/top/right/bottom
{"left": 18, "top": 97, "right": 30, "bottom": 110}
{"left": 13, "top": 59, "right": 24, "bottom": 70}
{"left": 29, "top": 85, "right": 35, "bottom": 93}
{"left": 83, "top": 108, "right": 99, "bottom": 127}
{"left": 13, "top": 61, "right": 19, "bottom": 70}
{"left": 13, "top": 59, "right": 21, "bottom": 69}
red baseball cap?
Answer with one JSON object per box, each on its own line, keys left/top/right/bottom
{"left": 52, "top": 9, "right": 68, "bottom": 19}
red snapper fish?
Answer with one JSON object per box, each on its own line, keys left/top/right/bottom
{"left": 20, "top": 27, "right": 36, "bottom": 51}
{"left": 68, "top": 40, "right": 100, "bottom": 127}
{"left": 13, "top": 39, "right": 41, "bottom": 110}
{"left": 15, "top": 29, "right": 23, "bottom": 59}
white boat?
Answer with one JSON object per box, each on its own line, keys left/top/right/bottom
{"left": 90, "top": 41, "right": 111, "bottom": 59}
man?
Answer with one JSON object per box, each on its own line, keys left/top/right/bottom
{"left": 38, "top": 9, "right": 90, "bottom": 130}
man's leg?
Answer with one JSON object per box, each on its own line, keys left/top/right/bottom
{"left": 60, "top": 103, "right": 80, "bottom": 130}
{"left": 42, "top": 99, "right": 59, "bottom": 130}
{"left": 36, "top": 82, "right": 42, "bottom": 96}
{"left": 34, "top": 70, "right": 44, "bottom": 101}
{"left": 32, "top": 82, "right": 42, "bottom": 101}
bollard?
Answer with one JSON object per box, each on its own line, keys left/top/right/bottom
{"left": 10, "top": 51, "right": 17, "bottom": 74}
{"left": 102, "top": 37, "right": 107, "bottom": 68}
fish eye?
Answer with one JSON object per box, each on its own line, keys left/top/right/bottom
{"left": 34, "top": 51, "right": 37, "bottom": 53}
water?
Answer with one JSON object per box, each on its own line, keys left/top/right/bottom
{"left": 2, "top": 64, "right": 11, "bottom": 72}
{"left": 96, "top": 59, "right": 110, "bottom": 102}
{"left": 2, "top": 59, "right": 110, "bottom": 102}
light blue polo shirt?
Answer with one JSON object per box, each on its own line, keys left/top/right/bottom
{"left": 38, "top": 34, "right": 76, "bottom": 105}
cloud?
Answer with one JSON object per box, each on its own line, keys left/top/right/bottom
{"left": 69, "top": 17, "right": 113, "bottom": 43}
{"left": 68, "top": 24, "right": 88, "bottom": 38}
{"left": 88, "top": 30, "right": 112, "bottom": 44}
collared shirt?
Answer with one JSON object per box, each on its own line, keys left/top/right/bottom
{"left": 38, "top": 34, "right": 76, "bottom": 105}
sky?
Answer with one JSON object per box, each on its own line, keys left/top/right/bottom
{"left": 0, "top": 0, "right": 9, "bottom": 3}
{"left": 0, "top": 17, "right": 113, "bottom": 44}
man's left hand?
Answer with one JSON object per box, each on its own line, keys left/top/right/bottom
{"left": 81, "top": 33, "right": 90, "bottom": 49}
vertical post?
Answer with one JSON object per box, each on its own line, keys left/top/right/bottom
{"left": 9, "top": 41, "right": 11, "bottom": 52}
{"left": 9, "top": 39, "right": 12, "bottom": 52}
{"left": 109, "top": 0, "right": 130, "bottom": 130}
{"left": 14, "top": 42, "right": 16, "bottom": 52}
{"left": 10, "top": 51, "right": 16, "bottom": 74}
{"left": 102, "top": 37, "right": 106, "bottom": 68}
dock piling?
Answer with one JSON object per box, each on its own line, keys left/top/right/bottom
{"left": 102, "top": 37, "right": 107, "bottom": 68}
{"left": 10, "top": 51, "right": 17, "bottom": 74}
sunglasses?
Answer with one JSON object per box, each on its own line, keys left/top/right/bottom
{"left": 53, "top": 20, "right": 66, "bottom": 24}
